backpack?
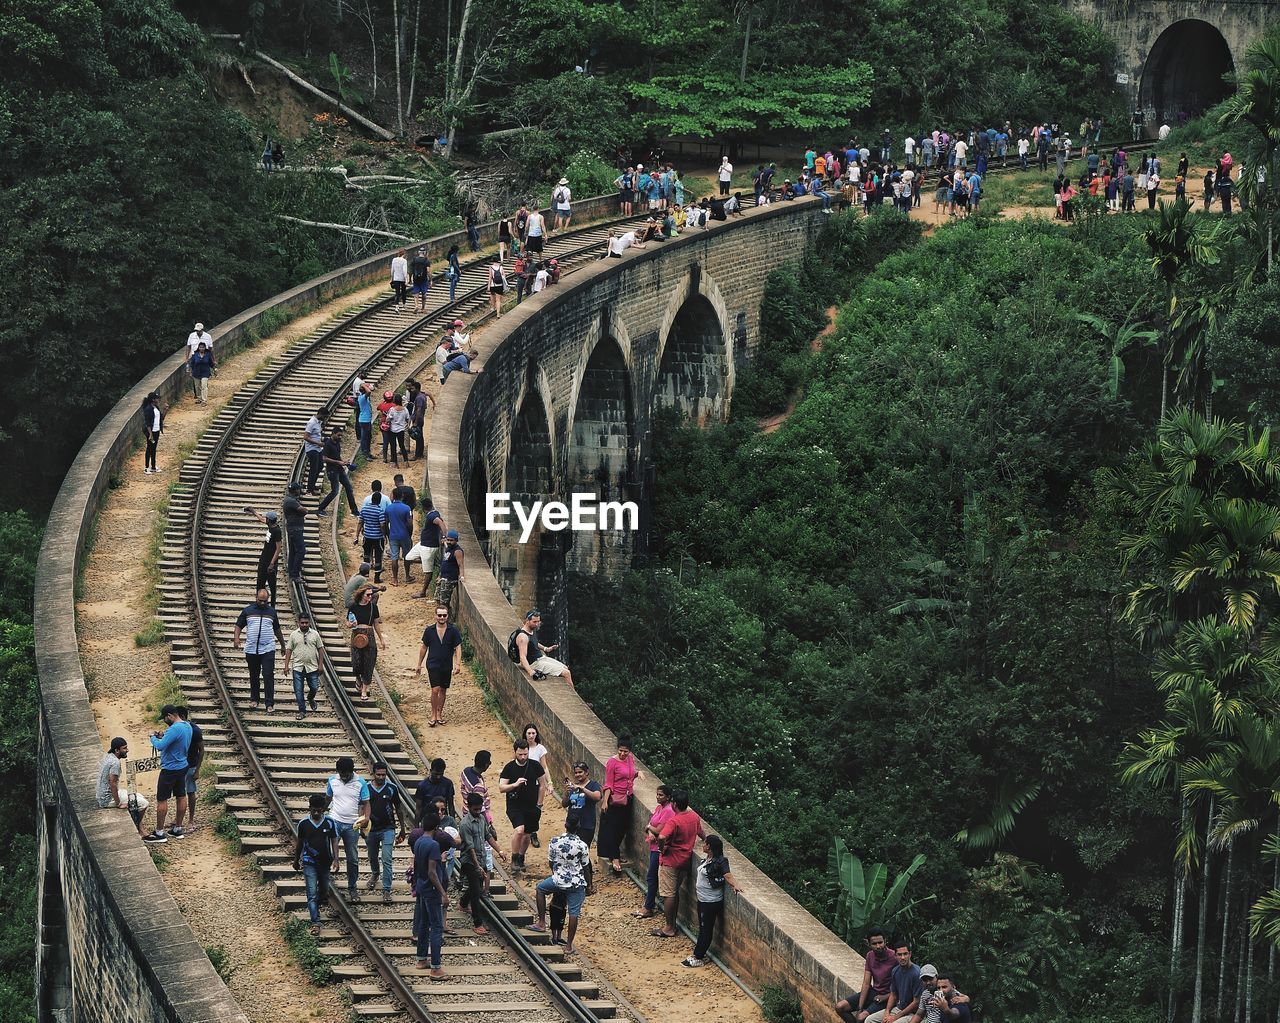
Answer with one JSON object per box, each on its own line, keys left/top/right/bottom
{"left": 554, "top": 187, "right": 567, "bottom": 205}
{"left": 491, "top": 266, "right": 506, "bottom": 289}
{"left": 704, "top": 856, "right": 728, "bottom": 889}
{"left": 507, "top": 628, "right": 525, "bottom": 663}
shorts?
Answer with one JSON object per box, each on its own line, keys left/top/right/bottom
{"left": 526, "top": 235, "right": 544, "bottom": 254}
{"left": 555, "top": 206, "right": 570, "bottom": 216}
{"left": 427, "top": 664, "right": 452, "bottom": 689}
{"left": 410, "top": 544, "right": 439, "bottom": 572}
{"left": 648, "top": 199, "right": 660, "bottom": 211}
{"left": 489, "top": 287, "right": 504, "bottom": 295}
{"left": 536, "top": 876, "right": 586, "bottom": 917}
{"left": 620, "top": 190, "right": 634, "bottom": 203}
{"left": 185, "top": 765, "right": 200, "bottom": 796}
{"left": 508, "top": 805, "right": 542, "bottom": 834}
{"left": 411, "top": 281, "right": 430, "bottom": 295}
{"left": 388, "top": 537, "right": 408, "bottom": 560}
{"left": 530, "top": 655, "right": 567, "bottom": 677}
{"left": 658, "top": 863, "right": 688, "bottom": 898}
{"left": 157, "top": 768, "right": 187, "bottom": 802}
{"left": 934, "top": 188, "right": 949, "bottom": 203}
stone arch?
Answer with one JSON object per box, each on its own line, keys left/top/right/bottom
{"left": 1140, "top": 20, "right": 1234, "bottom": 123}
{"left": 566, "top": 323, "right": 636, "bottom": 575}
{"left": 654, "top": 266, "right": 733, "bottom": 427}
{"left": 496, "top": 374, "right": 564, "bottom": 641}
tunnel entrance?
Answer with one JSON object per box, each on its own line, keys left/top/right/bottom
{"left": 1140, "top": 20, "right": 1234, "bottom": 125}
{"left": 655, "top": 295, "right": 729, "bottom": 427}
{"left": 566, "top": 336, "right": 635, "bottom": 576}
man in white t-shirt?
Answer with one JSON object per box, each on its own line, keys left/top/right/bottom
{"left": 904, "top": 136, "right": 916, "bottom": 168}
{"left": 553, "top": 178, "right": 572, "bottom": 232}
{"left": 954, "top": 139, "right": 968, "bottom": 170}
{"left": 326, "top": 756, "right": 371, "bottom": 900}
{"left": 718, "top": 157, "right": 733, "bottom": 196}
{"left": 1017, "top": 135, "right": 1030, "bottom": 170}
{"left": 606, "top": 230, "right": 646, "bottom": 258}
{"left": 186, "top": 322, "right": 212, "bottom": 355}
{"left": 532, "top": 264, "right": 549, "bottom": 293}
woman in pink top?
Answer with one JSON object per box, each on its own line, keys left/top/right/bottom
{"left": 598, "top": 736, "right": 643, "bottom": 876}
{"left": 633, "top": 784, "right": 673, "bottom": 918}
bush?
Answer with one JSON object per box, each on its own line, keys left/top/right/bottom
{"left": 283, "top": 916, "right": 335, "bottom": 984}
{"left": 761, "top": 985, "right": 804, "bottom": 1023}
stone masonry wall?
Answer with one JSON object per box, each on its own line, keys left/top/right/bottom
{"left": 427, "top": 198, "right": 866, "bottom": 1021}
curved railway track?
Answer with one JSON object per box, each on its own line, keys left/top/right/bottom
{"left": 155, "top": 217, "right": 643, "bottom": 1022}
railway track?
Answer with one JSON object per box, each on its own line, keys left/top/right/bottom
{"left": 154, "top": 217, "right": 643, "bottom": 1021}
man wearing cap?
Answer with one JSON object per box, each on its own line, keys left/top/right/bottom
{"left": 513, "top": 609, "right": 574, "bottom": 690}
{"left": 914, "top": 966, "right": 947, "bottom": 1023}
{"left": 186, "top": 322, "right": 213, "bottom": 356}
{"left": 410, "top": 248, "right": 432, "bottom": 313}
{"left": 143, "top": 705, "right": 192, "bottom": 843}
{"left": 97, "top": 736, "right": 148, "bottom": 836}
{"left": 553, "top": 178, "right": 572, "bottom": 232}
{"left": 282, "top": 483, "right": 315, "bottom": 582}
{"left": 246, "top": 505, "right": 283, "bottom": 603}
{"left": 437, "top": 529, "right": 465, "bottom": 609}
{"left": 866, "top": 941, "right": 923, "bottom": 1023}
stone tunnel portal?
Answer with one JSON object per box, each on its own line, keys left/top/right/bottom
{"left": 497, "top": 385, "right": 564, "bottom": 643}
{"left": 655, "top": 294, "right": 729, "bottom": 427}
{"left": 1140, "top": 20, "right": 1235, "bottom": 124}
{"left": 566, "top": 335, "right": 635, "bottom": 577}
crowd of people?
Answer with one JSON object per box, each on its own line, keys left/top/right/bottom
{"left": 835, "top": 933, "right": 975, "bottom": 1023}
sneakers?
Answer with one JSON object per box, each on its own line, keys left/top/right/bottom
{"left": 143, "top": 831, "right": 168, "bottom": 844}
{"left": 349, "top": 891, "right": 362, "bottom": 903}
{"left": 167, "top": 827, "right": 186, "bottom": 839}
{"left": 682, "top": 957, "right": 707, "bottom": 968}
{"left": 143, "top": 468, "right": 154, "bottom": 475}
{"left": 382, "top": 891, "right": 393, "bottom": 904}
{"left": 365, "top": 875, "right": 378, "bottom": 891}
{"left": 308, "top": 691, "right": 317, "bottom": 711}
{"left": 530, "top": 835, "right": 541, "bottom": 848}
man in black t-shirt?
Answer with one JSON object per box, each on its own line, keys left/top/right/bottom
{"left": 316, "top": 426, "right": 358, "bottom": 515}
{"left": 498, "top": 740, "right": 545, "bottom": 873}
{"left": 293, "top": 794, "right": 339, "bottom": 933}
{"left": 246, "top": 508, "right": 282, "bottom": 603}
{"left": 282, "top": 482, "right": 315, "bottom": 581}
{"left": 365, "top": 762, "right": 405, "bottom": 902}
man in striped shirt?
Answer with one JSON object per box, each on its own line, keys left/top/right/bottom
{"left": 233, "top": 588, "right": 284, "bottom": 712}
{"left": 354, "top": 481, "right": 389, "bottom": 582}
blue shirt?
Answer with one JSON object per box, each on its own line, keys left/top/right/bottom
{"left": 413, "top": 833, "right": 443, "bottom": 898}
{"left": 386, "top": 500, "right": 413, "bottom": 542}
{"left": 890, "top": 964, "right": 923, "bottom": 1012}
{"left": 356, "top": 393, "right": 373, "bottom": 424}
{"left": 150, "top": 720, "right": 192, "bottom": 771}
{"left": 359, "top": 498, "right": 388, "bottom": 539}
{"left": 420, "top": 509, "right": 443, "bottom": 547}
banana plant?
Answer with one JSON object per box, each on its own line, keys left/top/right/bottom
{"left": 827, "top": 839, "right": 931, "bottom": 943}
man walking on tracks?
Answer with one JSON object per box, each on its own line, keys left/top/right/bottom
{"left": 364, "top": 762, "right": 406, "bottom": 904}
{"left": 302, "top": 407, "right": 326, "bottom": 494}
{"left": 413, "top": 811, "right": 450, "bottom": 980}
{"left": 245, "top": 507, "right": 282, "bottom": 604}
{"left": 326, "top": 756, "right": 371, "bottom": 903}
{"left": 282, "top": 482, "right": 317, "bottom": 583}
{"left": 316, "top": 425, "right": 358, "bottom": 516}
{"left": 294, "top": 793, "right": 339, "bottom": 935}
{"left": 354, "top": 481, "right": 389, "bottom": 583}
{"left": 283, "top": 612, "right": 324, "bottom": 720}
{"left": 233, "top": 587, "right": 284, "bottom": 713}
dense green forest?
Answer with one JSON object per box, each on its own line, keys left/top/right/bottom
{"left": 570, "top": 41, "right": 1280, "bottom": 1022}
{"left": 0, "top": 0, "right": 1265, "bottom": 1017}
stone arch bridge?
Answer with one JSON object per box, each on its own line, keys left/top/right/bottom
{"left": 1074, "top": 0, "right": 1274, "bottom": 131}
{"left": 440, "top": 202, "right": 826, "bottom": 649}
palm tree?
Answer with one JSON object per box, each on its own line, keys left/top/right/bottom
{"left": 1144, "top": 201, "right": 1220, "bottom": 420}
{"left": 1075, "top": 304, "right": 1159, "bottom": 402}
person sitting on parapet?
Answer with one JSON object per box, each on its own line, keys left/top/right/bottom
{"left": 510, "top": 609, "right": 574, "bottom": 690}
{"left": 605, "top": 228, "right": 646, "bottom": 259}
{"left": 97, "top": 736, "right": 148, "bottom": 836}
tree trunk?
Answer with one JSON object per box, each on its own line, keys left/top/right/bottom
{"left": 444, "top": 0, "right": 476, "bottom": 155}
{"left": 1219, "top": 844, "right": 1234, "bottom": 1023}
{"left": 392, "top": 0, "right": 404, "bottom": 134}
{"left": 253, "top": 50, "right": 395, "bottom": 140}
{"left": 1191, "top": 799, "right": 1213, "bottom": 1023}
{"left": 738, "top": 9, "right": 752, "bottom": 84}
{"left": 1170, "top": 795, "right": 1188, "bottom": 1023}
{"left": 1235, "top": 875, "right": 1247, "bottom": 1023}
{"left": 405, "top": 0, "right": 421, "bottom": 127}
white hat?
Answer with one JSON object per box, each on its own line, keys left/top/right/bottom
{"left": 195, "top": 322, "right": 204, "bottom": 331}
{"left": 920, "top": 964, "right": 938, "bottom": 979}
{"left": 558, "top": 177, "right": 569, "bottom": 186}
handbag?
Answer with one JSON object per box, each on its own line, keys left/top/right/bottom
{"left": 352, "top": 631, "right": 370, "bottom": 649}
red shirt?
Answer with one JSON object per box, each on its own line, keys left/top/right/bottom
{"left": 658, "top": 809, "right": 701, "bottom": 869}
